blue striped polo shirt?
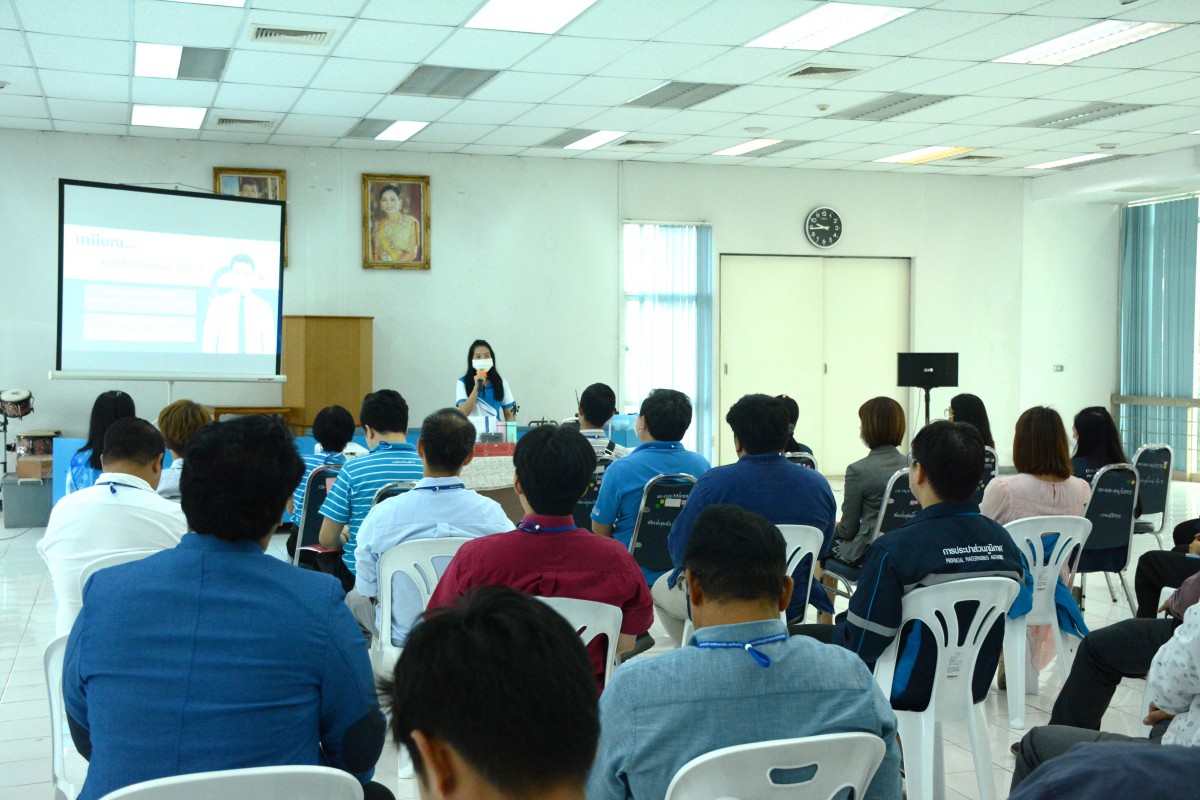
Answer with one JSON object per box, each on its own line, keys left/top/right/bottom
{"left": 318, "top": 441, "right": 423, "bottom": 574}
{"left": 290, "top": 451, "right": 346, "bottom": 526}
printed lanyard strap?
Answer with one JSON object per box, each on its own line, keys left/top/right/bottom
{"left": 413, "top": 483, "right": 466, "bottom": 493}
{"left": 517, "top": 521, "right": 576, "bottom": 534}
{"left": 94, "top": 481, "right": 143, "bottom": 495}
{"left": 695, "top": 632, "right": 788, "bottom": 668}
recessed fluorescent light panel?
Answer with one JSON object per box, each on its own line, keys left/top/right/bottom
{"left": 564, "top": 130, "right": 627, "bottom": 150}
{"left": 1022, "top": 102, "right": 1147, "bottom": 129}
{"left": 131, "top": 104, "right": 206, "bottom": 129}
{"left": 747, "top": 2, "right": 914, "bottom": 50}
{"left": 995, "top": 21, "right": 1181, "bottom": 66}
{"left": 1027, "top": 153, "right": 1112, "bottom": 170}
{"left": 165, "top": 0, "right": 245, "bottom": 6}
{"left": 876, "top": 146, "right": 976, "bottom": 165}
{"left": 376, "top": 121, "right": 428, "bottom": 142}
{"left": 714, "top": 139, "right": 783, "bottom": 157}
{"left": 466, "top": 0, "right": 597, "bottom": 34}
{"left": 135, "top": 43, "right": 182, "bottom": 79}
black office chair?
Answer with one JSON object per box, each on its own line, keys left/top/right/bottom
{"left": 627, "top": 473, "right": 698, "bottom": 574}
{"left": 372, "top": 480, "right": 417, "bottom": 508}
{"left": 1132, "top": 444, "right": 1173, "bottom": 548}
{"left": 971, "top": 446, "right": 999, "bottom": 505}
{"left": 291, "top": 465, "right": 342, "bottom": 569}
{"left": 784, "top": 451, "right": 818, "bottom": 471}
{"left": 573, "top": 455, "right": 614, "bottom": 531}
{"left": 823, "top": 469, "right": 916, "bottom": 597}
{"left": 1078, "top": 463, "right": 1139, "bottom": 614}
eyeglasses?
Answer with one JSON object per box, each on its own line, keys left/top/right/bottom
{"left": 944, "top": 407, "right": 953, "bottom": 419}
{"left": 907, "top": 453, "right": 918, "bottom": 469}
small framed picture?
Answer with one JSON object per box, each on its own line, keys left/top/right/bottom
{"left": 362, "top": 174, "right": 430, "bottom": 270}
{"left": 213, "top": 167, "right": 288, "bottom": 267}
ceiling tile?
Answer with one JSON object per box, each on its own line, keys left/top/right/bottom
{"left": 770, "top": 117, "right": 878, "bottom": 140}
{"left": 1065, "top": 25, "right": 1200, "bottom": 70}
{"left": 767, "top": 89, "right": 890, "bottom": 117}
{"left": 334, "top": 20, "right": 452, "bottom": 63}
{"left": 253, "top": 0, "right": 364, "bottom": 17}
{"left": 0, "top": 2, "right": 17, "bottom": 28}
{"left": 510, "top": 104, "right": 609, "bottom": 128}
{"left": 673, "top": 47, "right": 813, "bottom": 85}
{"left": 266, "top": 134, "right": 338, "bottom": 147}
{"left": 834, "top": 10, "right": 1006, "bottom": 58}
{"left": 394, "top": 141, "right": 462, "bottom": 153}
{"left": 274, "top": 114, "right": 358, "bottom": 136}
{"left": 132, "top": 76, "right": 217, "bottom": 106}
{"left": 47, "top": 98, "right": 130, "bottom": 124}
{"left": 882, "top": 122, "right": 1009, "bottom": 146}
{"left": 424, "top": 29, "right": 549, "bottom": 71}
{"left": 368, "top": 94, "right": 460, "bottom": 122}
{"left": 632, "top": 153, "right": 698, "bottom": 162}
{"left": 914, "top": 15, "right": 1096, "bottom": 61}
{"left": 290, "top": 89, "right": 384, "bottom": 117}
{"left": 1072, "top": 104, "right": 1197, "bottom": 131}
{"left": 312, "top": 58, "right": 416, "bottom": 94}
{"left": 971, "top": 65, "right": 1127, "bottom": 99}
{"left": 128, "top": 125, "right": 200, "bottom": 140}
{"left": 0, "top": 30, "right": 32, "bottom": 67}
{"left": 214, "top": 83, "right": 303, "bottom": 113}
{"left": 1111, "top": 76, "right": 1200, "bottom": 106}
{"left": 39, "top": 70, "right": 130, "bottom": 103}
{"left": 133, "top": 0, "right": 243, "bottom": 48}
{"left": 1113, "top": 132, "right": 1200, "bottom": 154}
{"left": 520, "top": 146, "right": 581, "bottom": 158}
{"left": 26, "top": 33, "right": 130, "bottom": 75}
{"left": 548, "top": 76, "right": 665, "bottom": 106}
{"left": 475, "top": 125, "right": 566, "bottom": 146}
{"left": 702, "top": 113, "right": 816, "bottom": 138}
{"left": 469, "top": 71, "right": 582, "bottom": 103}
{"left": 639, "top": 109, "right": 748, "bottom": 135}
{"left": 656, "top": 134, "right": 747, "bottom": 154}
{"left": 1044, "top": 70, "right": 1196, "bottom": 103}
{"left": 0, "top": 65, "right": 41, "bottom": 97}
{"left": 831, "top": 58, "right": 972, "bottom": 93}
{"left": 55, "top": 120, "right": 128, "bottom": 135}
{"left": 753, "top": 52, "right": 898, "bottom": 88}
{"left": 579, "top": 105, "right": 678, "bottom": 131}
{"left": 512, "top": 36, "right": 639, "bottom": 76}
{"left": 562, "top": 0, "right": 713, "bottom": 41}
{"left": 16, "top": 0, "right": 129, "bottom": 39}
{"left": 438, "top": 100, "right": 536, "bottom": 125}
{"left": 0, "top": 114, "right": 52, "bottom": 129}
{"left": 1018, "top": 0, "right": 1118, "bottom": 18}
{"left": 690, "top": 85, "right": 810, "bottom": 115}
{"left": 999, "top": 127, "right": 1116, "bottom": 151}
{"left": 1116, "top": 0, "right": 1200, "bottom": 23}
{"left": 911, "top": 96, "right": 1047, "bottom": 125}
{"left": 335, "top": 138, "right": 400, "bottom": 149}
{"left": 823, "top": 120, "right": 939, "bottom": 143}
{"left": 685, "top": 154, "right": 754, "bottom": 165}
{"left": 1134, "top": 111, "right": 1200, "bottom": 134}
{"left": 458, "top": 144, "right": 525, "bottom": 156}
{"left": 903, "top": 61, "right": 1050, "bottom": 95}
{"left": 360, "top": 0, "right": 480, "bottom": 26}
{"left": 410, "top": 122, "right": 496, "bottom": 144}
{"left": 595, "top": 41, "right": 730, "bottom": 80}
{"left": 655, "top": 0, "right": 821, "bottom": 46}
{"left": 1151, "top": 52, "right": 1200, "bottom": 74}
{"left": 0, "top": 94, "right": 49, "bottom": 118}
{"left": 223, "top": 51, "right": 325, "bottom": 88}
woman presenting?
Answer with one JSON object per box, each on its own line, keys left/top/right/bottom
{"left": 456, "top": 339, "right": 516, "bottom": 423}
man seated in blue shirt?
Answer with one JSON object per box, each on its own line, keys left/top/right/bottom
{"left": 588, "top": 505, "right": 901, "bottom": 800}
{"left": 63, "top": 415, "right": 391, "bottom": 800}
{"left": 287, "top": 404, "right": 355, "bottom": 559}
{"left": 652, "top": 394, "right": 836, "bottom": 645}
{"left": 591, "top": 388, "right": 710, "bottom": 584}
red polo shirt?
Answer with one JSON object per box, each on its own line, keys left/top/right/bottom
{"left": 428, "top": 514, "right": 654, "bottom": 687}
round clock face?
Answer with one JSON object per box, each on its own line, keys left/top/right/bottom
{"left": 805, "top": 207, "right": 842, "bottom": 248}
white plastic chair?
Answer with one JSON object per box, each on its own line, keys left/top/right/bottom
{"left": 873, "top": 577, "right": 1019, "bottom": 800}
{"left": 78, "top": 550, "right": 160, "bottom": 595}
{"left": 45, "top": 635, "right": 88, "bottom": 800}
{"left": 664, "top": 732, "right": 886, "bottom": 800}
{"left": 1001, "top": 515, "right": 1091, "bottom": 729}
{"left": 96, "top": 765, "right": 364, "bottom": 799}
{"left": 537, "top": 596, "right": 623, "bottom": 686}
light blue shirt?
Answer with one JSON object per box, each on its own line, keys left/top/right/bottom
{"left": 353, "top": 476, "right": 512, "bottom": 646}
{"left": 590, "top": 440, "right": 710, "bottom": 550}
{"left": 587, "top": 618, "right": 902, "bottom": 800}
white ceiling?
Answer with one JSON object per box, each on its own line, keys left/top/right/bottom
{"left": 2, "top": 0, "right": 1200, "bottom": 180}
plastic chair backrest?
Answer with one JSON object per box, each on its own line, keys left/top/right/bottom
{"left": 377, "top": 536, "right": 472, "bottom": 648}
{"left": 784, "top": 451, "right": 819, "bottom": 471}
{"left": 573, "top": 455, "right": 615, "bottom": 531}
{"left": 1082, "top": 464, "right": 1139, "bottom": 567}
{"left": 44, "top": 636, "right": 75, "bottom": 797}
{"left": 873, "top": 577, "right": 1018, "bottom": 720}
{"left": 1133, "top": 444, "right": 1173, "bottom": 517}
{"left": 372, "top": 480, "right": 417, "bottom": 508}
{"left": 537, "top": 596, "right": 623, "bottom": 686}
{"left": 1003, "top": 516, "right": 1091, "bottom": 625}
{"left": 664, "top": 732, "right": 886, "bottom": 800}
{"left": 78, "top": 550, "right": 158, "bottom": 595}
{"left": 872, "top": 469, "right": 918, "bottom": 541}
{"left": 971, "top": 447, "right": 999, "bottom": 504}
{"left": 293, "top": 465, "right": 341, "bottom": 565}
{"left": 628, "top": 473, "right": 697, "bottom": 570}
{"left": 96, "top": 765, "right": 364, "bottom": 800}
{"left": 778, "top": 524, "right": 824, "bottom": 596}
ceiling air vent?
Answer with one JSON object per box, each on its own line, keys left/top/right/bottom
{"left": 949, "top": 155, "right": 1001, "bottom": 163}
{"left": 1115, "top": 185, "right": 1183, "bottom": 194}
{"left": 625, "top": 82, "right": 737, "bottom": 110}
{"left": 178, "top": 47, "right": 228, "bottom": 81}
{"left": 250, "top": 25, "right": 333, "bottom": 47}
{"left": 1022, "top": 102, "right": 1148, "bottom": 129}
{"left": 616, "top": 139, "right": 672, "bottom": 149}
{"left": 829, "top": 93, "right": 951, "bottom": 121}
{"left": 786, "top": 65, "right": 864, "bottom": 80}
{"left": 214, "top": 117, "right": 275, "bottom": 130}
{"left": 394, "top": 66, "right": 499, "bottom": 99}
{"left": 346, "top": 119, "right": 396, "bottom": 139}
{"left": 750, "top": 140, "right": 809, "bottom": 156}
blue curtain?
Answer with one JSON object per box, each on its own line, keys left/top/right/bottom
{"left": 1118, "top": 198, "right": 1198, "bottom": 456}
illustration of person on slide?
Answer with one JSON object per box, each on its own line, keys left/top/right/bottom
{"left": 201, "top": 254, "right": 275, "bottom": 355}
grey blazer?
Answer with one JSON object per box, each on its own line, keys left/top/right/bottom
{"left": 833, "top": 446, "right": 908, "bottom": 564}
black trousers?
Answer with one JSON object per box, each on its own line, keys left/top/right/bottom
{"left": 1173, "top": 517, "right": 1200, "bottom": 548}
{"left": 1134, "top": 546, "right": 1200, "bottom": 617}
{"left": 316, "top": 550, "right": 356, "bottom": 594}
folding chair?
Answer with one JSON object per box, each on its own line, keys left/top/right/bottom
{"left": 96, "top": 765, "right": 363, "bottom": 800}
{"left": 1132, "top": 444, "right": 1173, "bottom": 548}
{"left": 371, "top": 480, "right": 416, "bottom": 508}
{"left": 784, "top": 451, "right": 819, "bottom": 471}
{"left": 823, "top": 469, "right": 915, "bottom": 598}
{"left": 627, "top": 473, "right": 698, "bottom": 574}
{"left": 1078, "top": 463, "right": 1139, "bottom": 615}
{"left": 537, "top": 596, "right": 623, "bottom": 686}
{"left": 970, "top": 446, "right": 999, "bottom": 505}
{"left": 292, "top": 465, "right": 341, "bottom": 568}
{"left": 573, "top": 455, "right": 614, "bottom": 531}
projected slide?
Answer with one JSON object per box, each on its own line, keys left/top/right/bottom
{"left": 58, "top": 181, "right": 284, "bottom": 378}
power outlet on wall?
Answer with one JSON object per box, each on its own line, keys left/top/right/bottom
{"left": 1053, "top": 365, "right": 1064, "bottom": 372}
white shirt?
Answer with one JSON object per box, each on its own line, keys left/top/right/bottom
{"left": 156, "top": 457, "right": 183, "bottom": 502}
{"left": 1150, "top": 601, "right": 1200, "bottom": 746}
{"left": 354, "top": 476, "right": 512, "bottom": 646}
{"left": 580, "top": 428, "right": 630, "bottom": 459}
{"left": 37, "top": 472, "right": 188, "bottom": 636}
{"left": 201, "top": 290, "right": 276, "bottom": 354}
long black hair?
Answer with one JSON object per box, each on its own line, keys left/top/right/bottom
{"left": 76, "top": 390, "right": 137, "bottom": 469}
{"left": 461, "top": 339, "right": 505, "bottom": 403}
{"left": 1074, "top": 406, "right": 1129, "bottom": 464}
{"left": 949, "top": 393, "right": 994, "bottom": 449}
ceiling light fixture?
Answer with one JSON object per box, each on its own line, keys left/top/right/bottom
{"left": 876, "top": 146, "right": 976, "bottom": 165}
{"left": 466, "top": 0, "right": 597, "bottom": 34}
{"left": 135, "top": 43, "right": 183, "bottom": 79}
{"left": 714, "top": 139, "right": 783, "bottom": 157}
{"left": 564, "top": 130, "right": 627, "bottom": 150}
{"left": 165, "top": 0, "right": 246, "bottom": 7}
{"left": 747, "top": 2, "right": 914, "bottom": 50}
{"left": 1027, "top": 153, "right": 1112, "bottom": 170}
{"left": 131, "top": 104, "right": 206, "bottom": 129}
{"left": 994, "top": 20, "right": 1180, "bottom": 66}
{"left": 375, "top": 121, "right": 429, "bottom": 142}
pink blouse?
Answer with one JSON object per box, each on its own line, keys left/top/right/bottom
{"left": 980, "top": 473, "right": 1091, "bottom": 525}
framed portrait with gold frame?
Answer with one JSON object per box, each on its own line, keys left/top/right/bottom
{"left": 213, "top": 167, "right": 288, "bottom": 267}
{"left": 362, "top": 174, "right": 429, "bottom": 270}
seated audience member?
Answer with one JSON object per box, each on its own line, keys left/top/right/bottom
{"left": 590, "top": 389, "right": 710, "bottom": 575}
{"left": 1011, "top": 601, "right": 1200, "bottom": 790}
{"left": 1008, "top": 742, "right": 1200, "bottom": 800}
{"left": 653, "top": 394, "right": 836, "bottom": 645}
{"left": 288, "top": 405, "right": 355, "bottom": 557}
{"left": 828, "top": 397, "right": 908, "bottom": 567}
{"left": 383, "top": 586, "right": 598, "bottom": 800}
{"left": 318, "top": 390, "right": 422, "bottom": 591}
{"left": 947, "top": 392, "right": 995, "bottom": 449}
{"left": 38, "top": 418, "right": 186, "bottom": 636}
{"left": 62, "top": 416, "right": 390, "bottom": 800}
{"left": 429, "top": 425, "right": 653, "bottom": 687}
{"left": 776, "top": 394, "right": 813, "bottom": 454}
{"left": 355, "top": 408, "right": 512, "bottom": 646}
{"left": 589, "top": 505, "right": 901, "bottom": 800}
{"left": 1070, "top": 406, "right": 1142, "bottom": 518}
{"left": 67, "top": 389, "right": 136, "bottom": 494}
{"left": 578, "top": 382, "right": 629, "bottom": 457}
{"left": 154, "top": 399, "right": 211, "bottom": 501}
{"left": 1134, "top": 525, "right": 1200, "bottom": 617}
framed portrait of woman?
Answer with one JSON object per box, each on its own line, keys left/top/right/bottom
{"left": 213, "top": 167, "right": 288, "bottom": 267}
{"left": 362, "top": 174, "right": 430, "bottom": 270}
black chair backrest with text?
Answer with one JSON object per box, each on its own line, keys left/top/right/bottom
{"left": 784, "top": 451, "right": 818, "bottom": 471}
{"left": 875, "top": 468, "right": 919, "bottom": 538}
{"left": 1079, "top": 463, "right": 1139, "bottom": 574}
{"left": 628, "top": 473, "right": 698, "bottom": 572}
{"left": 971, "top": 446, "right": 1000, "bottom": 505}
{"left": 1133, "top": 444, "right": 1172, "bottom": 518}
{"left": 574, "top": 455, "right": 615, "bottom": 531}
{"left": 293, "top": 465, "right": 342, "bottom": 568}
{"left": 372, "top": 480, "right": 417, "bottom": 508}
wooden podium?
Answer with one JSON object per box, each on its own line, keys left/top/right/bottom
{"left": 282, "top": 315, "right": 373, "bottom": 430}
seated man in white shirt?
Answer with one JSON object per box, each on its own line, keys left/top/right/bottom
{"left": 37, "top": 417, "right": 187, "bottom": 636}
{"left": 577, "top": 383, "right": 629, "bottom": 458}
{"left": 354, "top": 408, "right": 511, "bottom": 646}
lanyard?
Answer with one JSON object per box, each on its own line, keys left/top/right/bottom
{"left": 414, "top": 483, "right": 466, "bottom": 493}
{"left": 95, "top": 481, "right": 144, "bottom": 495}
{"left": 517, "top": 521, "right": 576, "bottom": 534}
{"left": 695, "top": 632, "right": 788, "bottom": 668}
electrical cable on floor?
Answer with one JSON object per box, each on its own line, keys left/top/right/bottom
{"left": 0, "top": 527, "right": 33, "bottom": 542}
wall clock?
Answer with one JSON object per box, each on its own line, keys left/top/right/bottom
{"left": 805, "top": 207, "right": 842, "bottom": 248}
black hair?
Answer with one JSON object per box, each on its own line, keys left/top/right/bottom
{"left": 512, "top": 424, "right": 595, "bottom": 515}
{"left": 78, "top": 390, "right": 137, "bottom": 470}
{"left": 579, "top": 383, "right": 617, "bottom": 429}
{"left": 360, "top": 390, "right": 409, "bottom": 435}
{"left": 776, "top": 394, "right": 805, "bottom": 451}
{"left": 684, "top": 505, "right": 786, "bottom": 602}
{"left": 726, "top": 394, "right": 789, "bottom": 455}
{"left": 181, "top": 415, "right": 304, "bottom": 542}
{"left": 460, "top": 339, "right": 505, "bottom": 404}
{"left": 382, "top": 586, "right": 598, "bottom": 795}
{"left": 949, "top": 393, "right": 995, "bottom": 449}
{"left": 910, "top": 420, "right": 984, "bottom": 502}
{"left": 101, "top": 417, "right": 164, "bottom": 467}
{"left": 1073, "top": 406, "right": 1129, "bottom": 464}
{"left": 312, "top": 405, "right": 356, "bottom": 453}
{"left": 638, "top": 389, "right": 693, "bottom": 442}
{"left": 420, "top": 408, "right": 477, "bottom": 472}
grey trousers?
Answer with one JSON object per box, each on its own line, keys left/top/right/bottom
{"left": 1011, "top": 726, "right": 1156, "bottom": 790}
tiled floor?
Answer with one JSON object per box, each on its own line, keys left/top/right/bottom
{"left": 3, "top": 480, "right": 1198, "bottom": 800}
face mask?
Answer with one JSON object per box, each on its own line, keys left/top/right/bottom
{"left": 472, "top": 358, "right": 493, "bottom": 372}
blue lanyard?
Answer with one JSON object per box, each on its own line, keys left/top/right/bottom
{"left": 517, "top": 521, "right": 576, "bottom": 534}
{"left": 414, "top": 483, "right": 466, "bottom": 493}
{"left": 695, "top": 632, "right": 788, "bottom": 668}
{"left": 95, "top": 481, "right": 144, "bottom": 495}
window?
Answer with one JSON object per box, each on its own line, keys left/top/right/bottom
{"left": 620, "top": 223, "right": 713, "bottom": 457}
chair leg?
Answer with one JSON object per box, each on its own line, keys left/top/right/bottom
{"left": 1054, "top": 629, "right": 1071, "bottom": 684}
{"left": 1003, "top": 618, "right": 1026, "bottom": 730}
{"left": 1119, "top": 573, "right": 1137, "bottom": 616}
{"left": 933, "top": 720, "right": 946, "bottom": 800}
{"left": 1102, "top": 572, "right": 1118, "bottom": 603}
{"left": 969, "top": 705, "right": 997, "bottom": 800}
{"left": 896, "top": 712, "right": 936, "bottom": 800}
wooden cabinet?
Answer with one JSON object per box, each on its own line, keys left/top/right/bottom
{"left": 282, "top": 316, "right": 373, "bottom": 429}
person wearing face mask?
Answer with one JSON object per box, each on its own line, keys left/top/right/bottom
{"left": 456, "top": 339, "right": 516, "bottom": 426}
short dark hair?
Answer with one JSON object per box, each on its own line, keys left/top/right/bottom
{"left": 360, "top": 389, "right": 409, "bottom": 434}
{"left": 859, "top": 396, "right": 906, "bottom": 449}
{"left": 1013, "top": 406, "right": 1072, "bottom": 479}
{"left": 420, "top": 408, "right": 476, "bottom": 472}
{"left": 181, "top": 415, "right": 304, "bottom": 542}
{"left": 101, "top": 417, "right": 165, "bottom": 467}
{"left": 579, "top": 383, "right": 617, "bottom": 428}
{"left": 910, "top": 420, "right": 984, "bottom": 502}
{"left": 312, "top": 405, "right": 356, "bottom": 453}
{"left": 382, "top": 586, "right": 599, "bottom": 795}
{"left": 726, "top": 394, "right": 789, "bottom": 454}
{"left": 513, "top": 425, "right": 595, "bottom": 515}
{"left": 684, "top": 505, "right": 786, "bottom": 602}
{"left": 639, "top": 389, "right": 693, "bottom": 442}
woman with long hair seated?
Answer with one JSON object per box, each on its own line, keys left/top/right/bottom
{"left": 68, "top": 390, "right": 136, "bottom": 494}
{"left": 948, "top": 392, "right": 995, "bottom": 449}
